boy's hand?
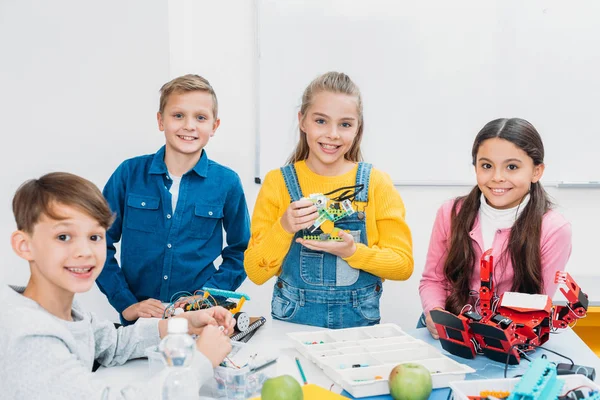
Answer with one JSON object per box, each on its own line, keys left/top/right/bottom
{"left": 122, "top": 299, "right": 165, "bottom": 321}
{"left": 295, "top": 230, "right": 357, "bottom": 258}
{"left": 184, "top": 306, "right": 235, "bottom": 335}
{"left": 173, "top": 295, "right": 201, "bottom": 310}
{"left": 426, "top": 309, "right": 442, "bottom": 340}
{"left": 281, "top": 199, "right": 318, "bottom": 234}
{"left": 195, "top": 325, "right": 232, "bottom": 368}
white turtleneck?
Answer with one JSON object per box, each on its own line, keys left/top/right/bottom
{"left": 479, "top": 193, "right": 530, "bottom": 251}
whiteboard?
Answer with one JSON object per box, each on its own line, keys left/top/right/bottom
{"left": 257, "top": 0, "right": 600, "bottom": 185}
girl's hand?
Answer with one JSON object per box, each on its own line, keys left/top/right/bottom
{"left": 426, "top": 309, "right": 442, "bottom": 340}
{"left": 296, "top": 230, "right": 357, "bottom": 258}
{"left": 280, "top": 199, "right": 318, "bottom": 234}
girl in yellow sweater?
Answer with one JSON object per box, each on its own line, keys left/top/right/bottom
{"left": 244, "top": 72, "right": 414, "bottom": 328}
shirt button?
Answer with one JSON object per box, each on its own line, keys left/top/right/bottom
{"left": 497, "top": 229, "right": 502, "bottom": 233}
{"left": 141, "top": 202, "right": 146, "bottom": 207}
{"left": 167, "top": 243, "right": 172, "bottom": 248}
{"left": 208, "top": 211, "right": 213, "bottom": 216}
{"left": 167, "top": 214, "right": 172, "bottom": 219}
{"left": 163, "top": 275, "right": 168, "bottom": 280}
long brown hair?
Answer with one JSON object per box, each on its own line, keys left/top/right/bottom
{"left": 287, "top": 71, "right": 364, "bottom": 164}
{"left": 444, "top": 118, "right": 551, "bottom": 314}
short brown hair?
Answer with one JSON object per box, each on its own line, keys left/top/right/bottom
{"left": 158, "top": 74, "right": 219, "bottom": 118}
{"left": 13, "top": 172, "right": 114, "bottom": 233}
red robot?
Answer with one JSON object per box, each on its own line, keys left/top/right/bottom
{"left": 430, "top": 249, "right": 588, "bottom": 365}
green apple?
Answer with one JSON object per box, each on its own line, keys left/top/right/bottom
{"left": 388, "top": 363, "right": 433, "bottom": 400}
{"left": 261, "top": 374, "right": 304, "bottom": 400}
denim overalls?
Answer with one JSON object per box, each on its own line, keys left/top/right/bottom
{"left": 270, "top": 162, "right": 383, "bottom": 329}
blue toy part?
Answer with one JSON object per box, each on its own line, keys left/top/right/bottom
{"left": 507, "top": 358, "right": 563, "bottom": 400}
{"left": 201, "top": 287, "right": 251, "bottom": 301}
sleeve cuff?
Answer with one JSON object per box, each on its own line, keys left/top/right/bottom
{"left": 273, "top": 218, "right": 295, "bottom": 244}
{"left": 110, "top": 290, "right": 139, "bottom": 315}
{"left": 343, "top": 243, "right": 368, "bottom": 264}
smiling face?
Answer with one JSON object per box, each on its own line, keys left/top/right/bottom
{"left": 299, "top": 91, "right": 360, "bottom": 175}
{"left": 475, "top": 137, "right": 545, "bottom": 209}
{"left": 157, "top": 90, "right": 220, "bottom": 159}
{"left": 14, "top": 203, "right": 107, "bottom": 298}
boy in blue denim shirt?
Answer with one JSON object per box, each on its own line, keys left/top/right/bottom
{"left": 97, "top": 74, "right": 250, "bottom": 324}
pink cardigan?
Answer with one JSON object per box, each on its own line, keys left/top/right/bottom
{"left": 419, "top": 199, "right": 572, "bottom": 314}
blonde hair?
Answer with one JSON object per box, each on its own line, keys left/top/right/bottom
{"left": 158, "top": 74, "right": 219, "bottom": 118}
{"left": 287, "top": 71, "right": 364, "bottom": 164}
{"left": 13, "top": 172, "right": 114, "bottom": 233}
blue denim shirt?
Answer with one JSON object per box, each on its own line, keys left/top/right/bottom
{"left": 97, "top": 146, "right": 250, "bottom": 317}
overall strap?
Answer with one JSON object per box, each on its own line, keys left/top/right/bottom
{"left": 280, "top": 164, "right": 304, "bottom": 202}
{"left": 355, "top": 162, "right": 372, "bottom": 202}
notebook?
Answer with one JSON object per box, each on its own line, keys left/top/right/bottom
{"left": 230, "top": 316, "right": 266, "bottom": 342}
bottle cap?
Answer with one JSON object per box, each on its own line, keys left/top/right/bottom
{"left": 167, "top": 317, "right": 188, "bottom": 334}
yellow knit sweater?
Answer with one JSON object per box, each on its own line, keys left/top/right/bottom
{"left": 244, "top": 161, "right": 414, "bottom": 285}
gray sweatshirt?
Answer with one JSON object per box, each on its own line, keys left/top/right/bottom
{"left": 0, "top": 285, "right": 213, "bottom": 399}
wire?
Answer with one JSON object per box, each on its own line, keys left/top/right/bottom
{"left": 323, "top": 184, "right": 365, "bottom": 202}
{"left": 562, "top": 385, "right": 596, "bottom": 398}
{"left": 169, "top": 291, "right": 193, "bottom": 303}
{"left": 459, "top": 304, "right": 473, "bottom": 315}
{"left": 504, "top": 342, "right": 574, "bottom": 378}
{"left": 225, "top": 356, "right": 241, "bottom": 369}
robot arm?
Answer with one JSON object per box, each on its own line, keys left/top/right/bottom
{"left": 552, "top": 271, "right": 588, "bottom": 329}
{"left": 479, "top": 249, "right": 494, "bottom": 319}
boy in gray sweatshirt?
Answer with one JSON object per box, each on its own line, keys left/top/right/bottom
{"left": 0, "top": 172, "right": 235, "bottom": 399}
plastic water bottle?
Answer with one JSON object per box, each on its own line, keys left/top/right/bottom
{"left": 159, "top": 318, "right": 198, "bottom": 400}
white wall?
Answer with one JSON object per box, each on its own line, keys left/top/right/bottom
{"left": 167, "top": 0, "right": 600, "bottom": 328}
{"left": 1, "top": 0, "right": 598, "bottom": 327}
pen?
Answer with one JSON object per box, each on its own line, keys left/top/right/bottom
{"left": 294, "top": 357, "right": 308, "bottom": 385}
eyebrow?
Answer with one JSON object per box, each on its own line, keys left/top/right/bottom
{"left": 478, "top": 157, "right": 523, "bottom": 163}
{"left": 312, "top": 112, "right": 356, "bottom": 121}
{"left": 52, "top": 221, "right": 103, "bottom": 230}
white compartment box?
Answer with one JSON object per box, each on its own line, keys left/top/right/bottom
{"left": 288, "top": 323, "right": 475, "bottom": 398}
{"left": 449, "top": 374, "right": 600, "bottom": 400}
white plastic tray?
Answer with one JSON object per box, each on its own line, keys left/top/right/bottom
{"left": 449, "top": 374, "right": 600, "bottom": 400}
{"left": 287, "top": 323, "right": 475, "bottom": 398}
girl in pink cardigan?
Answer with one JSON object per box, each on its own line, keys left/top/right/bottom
{"left": 418, "top": 118, "right": 572, "bottom": 339}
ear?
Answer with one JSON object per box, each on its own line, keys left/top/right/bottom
{"left": 11, "top": 230, "right": 34, "bottom": 261}
{"left": 157, "top": 112, "right": 164, "bottom": 131}
{"left": 298, "top": 111, "right": 307, "bottom": 132}
{"left": 532, "top": 163, "right": 545, "bottom": 183}
{"left": 210, "top": 118, "right": 221, "bottom": 137}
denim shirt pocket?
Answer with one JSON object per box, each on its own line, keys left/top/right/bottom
{"left": 300, "top": 248, "right": 324, "bottom": 286}
{"left": 125, "top": 194, "right": 160, "bottom": 233}
{"left": 190, "top": 204, "right": 224, "bottom": 240}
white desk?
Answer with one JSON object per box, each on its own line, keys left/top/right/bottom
{"left": 94, "top": 315, "right": 600, "bottom": 400}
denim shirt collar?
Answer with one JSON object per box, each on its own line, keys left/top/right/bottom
{"left": 148, "top": 146, "right": 209, "bottom": 178}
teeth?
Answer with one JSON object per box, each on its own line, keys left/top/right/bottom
{"left": 67, "top": 267, "right": 91, "bottom": 273}
{"left": 321, "top": 144, "right": 338, "bottom": 150}
{"left": 491, "top": 189, "right": 508, "bottom": 193}
{"left": 179, "top": 135, "right": 196, "bottom": 141}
